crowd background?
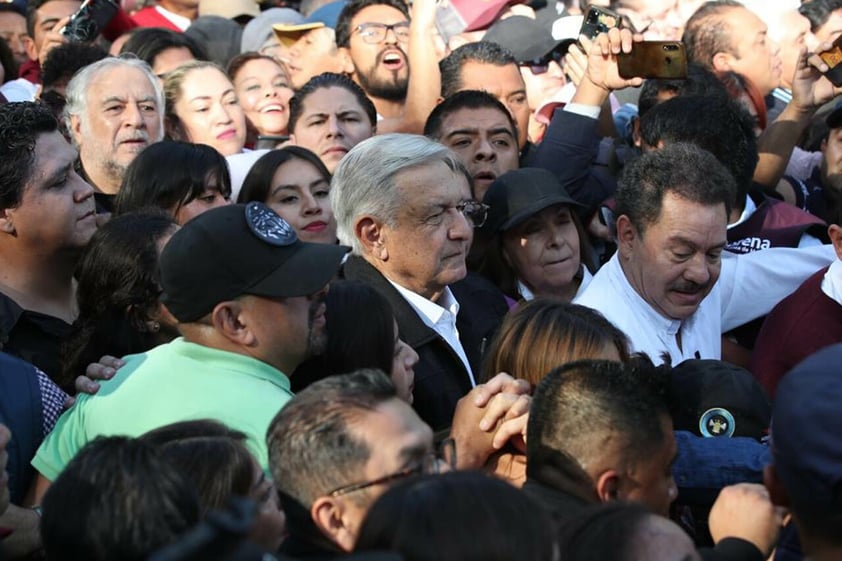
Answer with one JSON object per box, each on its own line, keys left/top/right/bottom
{"left": 2, "top": 0, "right": 842, "bottom": 560}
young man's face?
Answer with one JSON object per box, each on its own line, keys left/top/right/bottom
{"left": 5, "top": 130, "right": 97, "bottom": 252}
{"left": 456, "top": 61, "right": 530, "bottom": 150}
{"left": 342, "top": 4, "right": 410, "bottom": 101}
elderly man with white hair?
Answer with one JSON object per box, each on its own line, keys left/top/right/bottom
{"left": 331, "top": 133, "right": 509, "bottom": 431}
{"left": 64, "top": 56, "right": 164, "bottom": 213}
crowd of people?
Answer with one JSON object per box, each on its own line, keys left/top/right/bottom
{"left": 1, "top": 0, "right": 842, "bottom": 559}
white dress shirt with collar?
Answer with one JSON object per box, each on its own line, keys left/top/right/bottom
{"left": 388, "top": 280, "right": 476, "bottom": 387}
{"left": 574, "top": 245, "right": 835, "bottom": 363}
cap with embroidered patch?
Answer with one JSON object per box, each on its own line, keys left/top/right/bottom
{"left": 160, "top": 203, "right": 349, "bottom": 323}
{"left": 669, "top": 359, "right": 770, "bottom": 440}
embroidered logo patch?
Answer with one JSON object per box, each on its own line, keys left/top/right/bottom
{"left": 245, "top": 202, "right": 297, "bottom": 246}
{"left": 699, "top": 408, "right": 736, "bottom": 438}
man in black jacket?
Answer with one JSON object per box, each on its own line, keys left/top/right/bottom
{"left": 331, "top": 133, "right": 509, "bottom": 431}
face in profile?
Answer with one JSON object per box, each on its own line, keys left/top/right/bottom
{"left": 290, "top": 86, "right": 375, "bottom": 173}
{"left": 390, "top": 319, "right": 418, "bottom": 404}
{"left": 617, "top": 414, "right": 678, "bottom": 518}
{"left": 10, "top": 131, "right": 97, "bottom": 252}
{"left": 172, "top": 66, "right": 247, "bottom": 156}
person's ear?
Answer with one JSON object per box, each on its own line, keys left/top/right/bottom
{"left": 829, "top": 224, "right": 842, "bottom": 260}
{"left": 615, "top": 214, "right": 638, "bottom": 259}
{"left": 311, "top": 497, "right": 357, "bottom": 552}
{"left": 711, "top": 51, "right": 735, "bottom": 72}
{"left": 821, "top": 137, "right": 828, "bottom": 154}
{"left": 211, "top": 299, "right": 254, "bottom": 346}
{"left": 23, "top": 35, "right": 37, "bottom": 62}
{"left": 356, "top": 216, "right": 388, "bottom": 261}
{"left": 594, "top": 469, "right": 621, "bottom": 504}
{"left": 0, "top": 207, "right": 16, "bottom": 235}
{"left": 631, "top": 116, "right": 642, "bottom": 148}
{"left": 337, "top": 46, "right": 355, "bottom": 75}
{"left": 69, "top": 113, "right": 84, "bottom": 146}
{"left": 763, "top": 464, "right": 790, "bottom": 508}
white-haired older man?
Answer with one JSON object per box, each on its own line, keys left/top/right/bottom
{"left": 331, "top": 133, "right": 509, "bottom": 431}
{"left": 64, "top": 56, "right": 164, "bottom": 213}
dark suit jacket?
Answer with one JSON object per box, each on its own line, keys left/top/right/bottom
{"left": 342, "top": 256, "right": 509, "bottom": 431}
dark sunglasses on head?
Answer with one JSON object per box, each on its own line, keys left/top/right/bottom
{"left": 519, "top": 49, "right": 565, "bottom": 75}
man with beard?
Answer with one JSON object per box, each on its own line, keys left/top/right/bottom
{"left": 31, "top": 203, "right": 349, "bottom": 489}
{"left": 64, "top": 57, "right": 164, "bottom": 213}
{"left": 575, "top": 143, "right": 835, "bottom": 363}
{"left": 334, "top": 0, "right": 440, "bottom": 133}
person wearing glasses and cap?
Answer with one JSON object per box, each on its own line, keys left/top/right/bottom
{"left": 332, "top": 133, "right": 510, "bottom": 432}
{"left": 30, "top": 202, "right": 349, "bottom": 497}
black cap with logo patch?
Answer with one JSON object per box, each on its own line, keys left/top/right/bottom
{"left": 160, "top": 202, "right": 349, "bottom": 323}
{"left": 668, "top": 359, "right": 771, "bottom": 441}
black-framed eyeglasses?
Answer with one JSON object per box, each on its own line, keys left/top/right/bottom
{"left": 353, "top": 21, "right": 410, "bottom": 44}
{"left": 326, "top": 438, "right": 457, "bottom": 497}
{"left": 519, "top": 49, "right": 564, "bottom": 75}
{"left": 457, "top": 201, "right": 489, "bottom": 228}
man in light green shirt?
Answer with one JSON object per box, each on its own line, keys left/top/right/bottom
{"left": 32, "top": 202, "right": 349, "bottom": 485}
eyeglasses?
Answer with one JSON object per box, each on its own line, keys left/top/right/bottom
{"left": 457, "top": 200, "right": 489, "bottom": 228}
{"left": 326, "top": 438, "right": 457, "bottom": 497}
{"left": 353, "top": 21, "right": 410, "bottom": 44}
{"left": 519, "top": 49, "right": 564, "bottom": 75}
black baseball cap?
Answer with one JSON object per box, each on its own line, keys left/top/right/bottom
{"left": 482, "top": 167, "right": 582, "bottom": 233}
{"left": 160, "top": 203, "right": 349, "bottom": 323}
{"left": 483, "top": 15, "right": 566, "bottom": 63}
{"left": 669, "top": 359, "right": 771, "bottom": 440}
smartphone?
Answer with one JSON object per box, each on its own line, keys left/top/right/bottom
{"left": 60, "top": 0, "right": 118, "bottom": 43}
{"left": 579, "top": 6, "right": 622, "bottom": 40}
{"left": 617, "top": 41, "right": 687, "bottom": 79}
{"left": 818, "top": 35, "right": 842, "bottom": 87}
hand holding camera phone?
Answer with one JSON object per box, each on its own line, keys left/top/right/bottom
{"left": 817, "top": 35, "right": 842, "bottom": 87}
{"left": 617, "top": 41, "right": 687, "bottom": 79}
{"left": 60, "top": 0, "right": 118, "bottom": 43}
{"left": 579, "top": 6, "right": 622, "bottom": 40}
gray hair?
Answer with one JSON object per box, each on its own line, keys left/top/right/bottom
{"left": 266, "top": 368, "right": 397, "bottom": 507}
{"left": 331, "top": 133, "right": 471, "bottom": 254}
{"left": 63, "top": 55, "right": 165, "bottom": 142}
